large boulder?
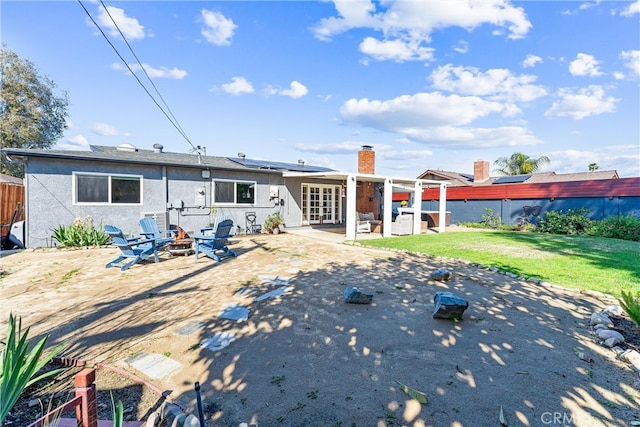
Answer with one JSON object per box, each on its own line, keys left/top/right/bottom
{"left": 344, "top": 287, "right": 373, "bottom": 304}
{"left": 433, "top": 292, "right": 469, "bottom": 320}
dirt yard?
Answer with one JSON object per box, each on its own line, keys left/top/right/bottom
{"left": 1, "top": 232, "right": 639, "bottom": 426}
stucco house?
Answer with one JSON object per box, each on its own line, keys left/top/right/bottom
{"left": 4, "top": 144, "right": 448, "bottom": 248}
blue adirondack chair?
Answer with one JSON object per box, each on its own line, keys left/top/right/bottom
{"left": 105, "top": 224, "right": 159, "bottom": 271}
{"left": 193, "top": 218, "right": 237, "bottom": 262}
{"left": 139, "top": 217, "right": 176, "bottom": 250}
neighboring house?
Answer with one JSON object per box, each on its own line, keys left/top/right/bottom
{"left": 4, "top": 144, "right": 447, "bottom": 247}
{"left": 406, "top": 160, "right": 640, "bottom": 225}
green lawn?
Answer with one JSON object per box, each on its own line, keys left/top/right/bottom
{"left": 360, "top": 231, "right": 640, "bottom": 297}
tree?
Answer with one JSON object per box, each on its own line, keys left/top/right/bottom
{"left": 588, "top": 163, "right": 599, "bottom": 172}
{"left": 0, "top": 46, "right": 69, "bottom": 177}
{"left": 493, "top": 152, "right": 550, "bottom": 176}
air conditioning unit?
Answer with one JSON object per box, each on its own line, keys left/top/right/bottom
{"left": 141, "top": 211, "right": 170, "bottom": 230}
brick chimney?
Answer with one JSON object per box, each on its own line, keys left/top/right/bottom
{"left": 358, "top": 145, "right": 375, "bottom": 174}
{"left": 474, "top": 160, "right": 490, "bottom": 183}
{"left": 356, "top": 145, "right": 378, "bottom": 217}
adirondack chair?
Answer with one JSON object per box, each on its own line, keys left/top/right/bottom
{"left": 105, "top": 224, "right": 159, "bottom": 271}
{"left": 193, "top": 218, "right": 237, "bottom": 262}
{"left": 139, "top": 217, "right": 176, "bottom": 250}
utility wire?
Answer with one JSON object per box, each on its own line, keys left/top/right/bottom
{"left": 77, "top": 0, "right": 197, "bottom": 152}
{"left": 98, "top": 0, "right": 193, "bottom": 147}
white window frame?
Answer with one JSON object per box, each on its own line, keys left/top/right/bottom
{"left": 212, "top": 179, "right": 257, "bottom": 205}
{"left": 72, "top": 171, "right": 143, "bottom": 205}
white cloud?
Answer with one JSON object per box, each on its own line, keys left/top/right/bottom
{"left": 96, "top": 5, "right": 146, "bottom": 40}
{"left": 56, "top": 135, "right": 91, "bottom": 151}
{"left": 452, "top": 40, "right": 469, "bottom": 54}
{"left": 219, "top": 77, "right": 254, "bottom": 95}
{"left": 359, "top": 37, "right": 435, "bottom": 62}
{"left": 201, "top": 9, "right": 236, "bottom": 46}
{"left": 92, "top": 123, "right": 121, "bottom": 136}
{"left": 549, "top": 146, "right": 640, "bottom": 177}
{"left": 569, "top": 53, "right": 603, "bottom": 77}
{"left": 338, "top": 92, "right": 542, "bottom": 148}
{"left": 620, "top": 0, "right": 639, "bottom": 17}
{"left": 281, "top": 81, "right": 308, "bottom": 99}
{"left": 311, "top": 0, "right": 531, "bottom": 62}
{"left": 522, "top": 54, "right": 542, "bottom": 68}
{"left": 620, "top": 50, "right": 640, "bottom": 78}
{"left": 429, "top": 64, "right": 547, "bottom": 103}
{"left": 111, "top": 62, "right": 187, "bottom": 79}
{"left": 544, "top": 85, "right": 618, "bottom": 120}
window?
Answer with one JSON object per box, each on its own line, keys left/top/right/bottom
{"left": 214, "top": 180, "right": 255, "bottom": 204}
{"left": 73, "top": 172, "right": 142, "bottom": 205}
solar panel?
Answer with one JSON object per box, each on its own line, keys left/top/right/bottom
{"left": 493, "top": 175, "right": 531, "bottom": 184}
{"left": 460, "top": 173, "right": 474, "bottom": 181}
{"left": 228, "top": 157, "right": 334, "bottom": 173}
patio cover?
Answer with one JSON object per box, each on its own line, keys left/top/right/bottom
{"left": 282, "top": 171, "right": 449, "bottom": 240}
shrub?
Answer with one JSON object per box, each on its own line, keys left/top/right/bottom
{"left": 482, "top": 208, "right": 502, "bottom": 229}
{"left": 589, "top": 215, "right": 640, "bottom": 241}
{"left": 263, "top": 212, "right": 285, "bottom": 233}
{"left": 0, "top": 313, "right": 66, "bottom": 423}
{"left": 52, "top": 216, "right": 110, "bottom": 247}
{"left": 538, "top": 208, "right": 592, "bottom": 235}
{"left": 619, "top": 291, "right": 640, "bottom": 328}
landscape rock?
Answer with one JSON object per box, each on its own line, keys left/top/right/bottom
{"left": 183, "top": 414, "right": 201, "bottom": 426}
{"left": 620, "top": 350, "right": 640, "bottom": 371}
{"left": 590, "top": 312, "right": 612, "bottom": 327}
{"left": 344, "top": 287, "right": 373, "bottom": 304}
{"left": 433, "top": 291, "right": 469, "bottom": 320}
{"left": 430, "top": 269, "right": 452, "bottom": 282}
{"left": 602, "top": 305, "right": 624, "bottom": 316}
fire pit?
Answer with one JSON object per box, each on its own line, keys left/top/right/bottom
{"left": 167, "top": 239, "right": 194, "bottom": 256}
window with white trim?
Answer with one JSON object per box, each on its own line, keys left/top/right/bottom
{"left": 73, "top": 172, "right": 142, "bottom": 205}
{"left": 213, "top": 180, "right": 255, "bottom": 204}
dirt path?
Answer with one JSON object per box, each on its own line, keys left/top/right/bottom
{"left": 1, "top": 233, "right": 639, "bottom": 426}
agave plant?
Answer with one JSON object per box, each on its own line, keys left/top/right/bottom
{"left": 0, "top": 313, "right": 66, "bottom": 423}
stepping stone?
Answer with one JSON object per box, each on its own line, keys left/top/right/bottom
{"left": 255, "top": 286, "right": 293, "bottom": 302}
{"left": 125, "top": 353, "right": 181, "bottom": 379}
{"left": 200, "top": 332, "right": 236, "bottom": 352}
{"left": 433, "top": 291, "right": 469, "bottom": 320}
{"left": 259, "top": 275, "right": 292, "bottom": 285}
{"left": 234, "top": 286, "right": 259, "bottom": 298}
{"left": 219, "top": 304, "right": 250, "bottom": 322}
{"left": 174, "top": 321, "right": 204, "bottom": 336}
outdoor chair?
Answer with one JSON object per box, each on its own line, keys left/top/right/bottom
{"left": 193, "top": 218, "right": 237, "bottom": 262}
{"left": 104, "top": 224, "right": 159, "bottom": 271}
{"left": 139, "top": 217, "right": 176, "bottom": 250}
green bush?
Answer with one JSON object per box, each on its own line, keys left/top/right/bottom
{"left": 619, "top": 291, "right": 640, "bottom": 328}
{"left": 0, "top": 313, "right": 66, "bottom": 423}
{"left": 538, "top": 208, "right": 592, "bottom": 235}
{"left": 52, "top": 216, "right": 110, "bottom": 247}
{"left": 263, "top": 212, "right": 285, "bottom": 233}
{"left": 482, "top": 208, "right": 502, "bottom": 229}
{"left": 589, "top": 215, "right": 640, "bottom": 241}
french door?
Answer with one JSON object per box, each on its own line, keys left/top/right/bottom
{"left": 302, "top": 184, "right": 342, "bottom": 225}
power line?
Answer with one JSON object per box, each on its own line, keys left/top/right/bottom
{"left": 77, "top": 0, "right": 197, "bottom": 152}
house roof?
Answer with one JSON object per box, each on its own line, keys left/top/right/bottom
{"left": 3, "top": 144, "right": 334, "bottom": 174}
{"left": 417, "top": 168, "right": 619, "bottom": 187}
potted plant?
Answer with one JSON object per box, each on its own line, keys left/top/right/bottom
{"left": 264, "top": 212, "right": 285, "bottom": 234}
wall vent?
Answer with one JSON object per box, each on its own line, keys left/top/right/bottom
{"left": 141, "top": 211, "right": 170, "bottom": 230}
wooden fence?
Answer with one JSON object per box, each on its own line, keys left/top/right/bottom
{"left": 0, "top": 182, "right": 25, "bottom": 235}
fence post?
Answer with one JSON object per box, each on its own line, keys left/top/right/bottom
{"left": 75, "top": 368, "right": 98, "bottom": 427}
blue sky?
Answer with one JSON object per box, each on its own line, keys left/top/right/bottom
{"left": 3, "top": 0, "right": 639, "bottom": 178}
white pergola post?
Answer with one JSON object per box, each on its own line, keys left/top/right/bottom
{"left": 383, "top": 178, "right": 393, "bottom": 238}
{"left": 345, "top": 174, "right": 357, "bottom": 240}
{"left": 412, "top": 181, "right": 423, "bottom": 234}
{"left": 438, "top": 183, "right": 448, "bottom": 233}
